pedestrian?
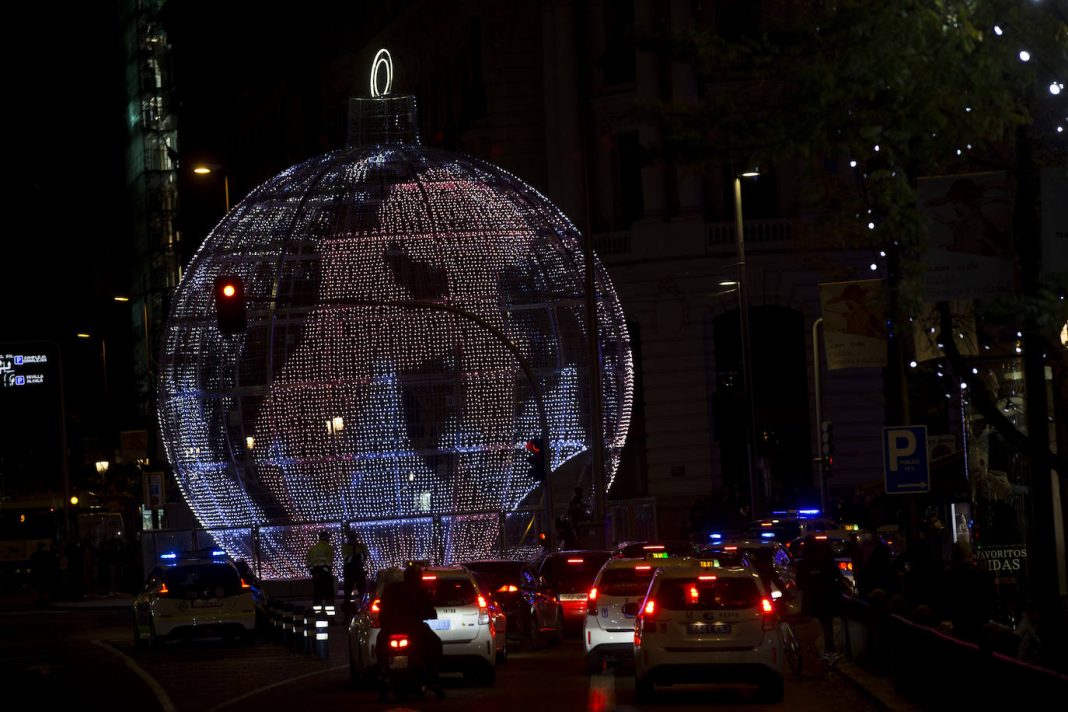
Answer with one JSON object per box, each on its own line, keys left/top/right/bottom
{"left": 797, "top": 534, "right": 846, "bottom": 665}
{"left": 940, "top": 541, "right": 994, "bottom": 644}
{"left": 852, "top": 528, "right": 892, "bottom": 600}
{"left": 305, "top": 530, "right": 336, "bottom": 608}
{"left": 568, "top": 487, "right": 590, "bottom": 524}
{"left": 341, "top": 530, "right": 370, "bottom": 606}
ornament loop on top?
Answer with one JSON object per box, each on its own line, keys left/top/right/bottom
{"left": 370, "top": 49, "right": 393, "bottom": 97}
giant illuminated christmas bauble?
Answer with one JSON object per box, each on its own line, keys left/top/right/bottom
{"left": 158, "top": 88, "right": 632, "bottom": 578}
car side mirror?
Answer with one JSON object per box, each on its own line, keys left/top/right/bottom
{"left": 621, "top": 602, "right": 640, "bottom": 616}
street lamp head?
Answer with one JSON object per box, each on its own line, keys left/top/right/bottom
{"left": 76, "top": 332, "right": 91, "bottom": 339}
{"left": 113, "top": 296, "right": 130, "bottom": 302}
{"left": 740, "top": 168, "right": 760, "bottom": 178}
{"left": 193, "top": 163, "right": 221, "bottom": 175}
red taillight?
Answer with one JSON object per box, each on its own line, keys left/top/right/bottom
{"left": 158, "top": 583, "right": 169, "bottom": 595}
{"left": 371, "top": 598, "right": 381, "bottom": 613}
{"left": 240, "top": 578, "right": 251, "bottom": 589}
{"left": 688, "top": 585, "right": 699, "bottom": 603}
{"left": 389, "top": 635, "right": 409, "bottom": 649}
{"left": 761, "top": 597, "right": 776, "bottom": 630}
{"left": 478, "top": 595, "right": 488, "bottom": 609}
{"left": 587, "top": 587, "right": 598, "bottom": 615}
{"left": 644, "top": 600, "right": 656, "bottom": 616}
{"left": 838, "top": 561, "right": 853, "bottom": 572}
{"left": 497, "top": 584, "right": 518, "bottom": 593}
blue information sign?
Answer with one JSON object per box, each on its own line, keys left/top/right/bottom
{"left": 882, "top": 426, "right": 930, "bottom": 495}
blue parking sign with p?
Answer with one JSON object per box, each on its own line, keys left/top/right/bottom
{"left": 883, "top": 426, "right": 930, "bottom": 494}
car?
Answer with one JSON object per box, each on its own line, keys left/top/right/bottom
{"left": 537, "top": 549, "right": 612, "bottom": 634}
{"left": 133, "top": 550, "right": 257, "bottom": 647}
{"left": 610, "top": 540, "right": 696, "bottom": 560}
{"left": 633, "top": 562, "right": 786, "bottom": 703}
{"left": 348, "top": 565, "right": 497, "bottom": 687}
{"left": 712, "top": 539, "right": 799, "bottom": 614}
{"left": 750, "top": 511, "right": 839, "bottom": 542}
{"left": 788, "top": 530, "right": 859, "bottom": 597}
{"left": 583, "top": 556, "right": 697, "bottom": 673}
{"left": 458, "top": 559, "right": 563, "bottom": 651}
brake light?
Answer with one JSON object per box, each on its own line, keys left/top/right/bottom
{"left": 634, "top": 565, "right": 651, "bottom": 571}
{"left": 643, "top": 545, "right": 664, "bottom": 550}
{"left": 158, "top": 583, "right": 169, "bottom": 595}
{"left": 422, "top": 574, "right": 437, "bottom": 580}
{"left": 478, "top": 595, "right": 488, "bottom": 608}
{"left": 587, "top": 587, "right": 598, "bottom": 615}
{"left": 478, "top": 595, "right": 490, "bottom": 625}
{"left": 687, "top": 585, "right": 699, "bottom": 603}
{"left": 815, "top": 535, "right": 828, "bottom": 540}
{"left": 761, "top": 597, "right": 776, "bottom": 630}
{"left": 497, "top": 584, "right": 518, "bottom": 593}
{"left": 389, "top": 635, "right": 409, "bottom": 649}
{"left": 838, "top": 561, "right": 853, "bottom": 572}
{"left": 644, "top": 600, "right": 656, "bottom": 616}
{"left": 240, "top": 578, "right": 251, "bottom": 589}
{"left": 567, "top": 558, "right": 583, "bottom": 564}
{"left": 698, "top": 575, "right": 716, "bottom": 581}
{"left": 371, "top": 598, "right": 381, "bottom": 613}
{"left": 724, "top": 546, "right": 737, "bottom": 551}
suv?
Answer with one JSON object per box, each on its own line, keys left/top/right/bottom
{"left": 348, "top": 565, "right": 496, "bottom": 686}
{"left": 538, "top": 550, "right": 611, "bottom": 633}
{"left": 583, "top": 556, "right": 695, "bottom": 673}
{"left": 133, "top": 551, "right": 257, "bottom": 646}
{"left": 633, "top": 563, "right": 785, "bottom": 702}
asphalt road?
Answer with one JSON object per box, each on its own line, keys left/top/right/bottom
{"left": 3, "top": 602, "right": 884, "bottom": 711}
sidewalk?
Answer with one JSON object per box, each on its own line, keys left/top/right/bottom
{"left": 832, "top": 657, "right": 920, "bottom": 712}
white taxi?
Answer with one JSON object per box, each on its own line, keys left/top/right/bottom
{"left": 348, "top": 565, "right": 497, "bottom": 686}
{"left": 583, "top": 556, "right": 693, "bottom": 673}
{"left": 633, "top": 562, "right": 785, "bottom": 702}
{"left": 133, "top": 551, "right": 257, "bottom": 646}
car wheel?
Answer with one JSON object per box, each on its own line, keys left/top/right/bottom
{"left": 528, "top": 611, "right": 541, "bottom": 651}
{"left": 759, "top": 677, "right": 785, "bottom": 703}
{"left": 585, "top": 654, "right": 603, "bottom": 675}
{"left": 634, "top": 675, "right": 654, "bottom": 703}
{"left": 149, "top": 620, "right": 163, "bottom": 649}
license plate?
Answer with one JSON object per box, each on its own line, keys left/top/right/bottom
{"left": 389, "top": 655, "right": 408, "bottom": 669}
{"left": 192, "top": 598, "right": 221, "bottom": 608}
{"left": 687, "top": 622, "right": 730, "bottom": 634}
{"left": 427, "top": 619, "right": 451, "bottom": 631}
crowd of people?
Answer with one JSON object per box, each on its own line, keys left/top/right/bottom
{"left": 27, "top": 534, "right": 142, "bottom": 602}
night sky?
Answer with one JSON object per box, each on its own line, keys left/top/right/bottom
{"left": 6, "top": 4, "right": 127, "bottom": 342}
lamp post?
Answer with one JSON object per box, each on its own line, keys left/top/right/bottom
{"left": 733, "top": 169, "right": 760, "bottom": 519}
{"left": 193, "top": 163, "right": 230, "bottom": 213}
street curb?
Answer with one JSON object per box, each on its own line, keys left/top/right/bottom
{"left": 832, "top": 661, "right": 918, "bottom": 712}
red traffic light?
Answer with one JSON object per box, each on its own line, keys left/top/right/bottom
{"left": 213, "top": 275, "right": 246, "bottom": 334}
{"left": 220, "top": 282, "right": 237, "bottom": 298}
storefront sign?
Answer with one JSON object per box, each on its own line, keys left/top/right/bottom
{"left": 975, "top": 545, "right": 1027, "bottom": 580}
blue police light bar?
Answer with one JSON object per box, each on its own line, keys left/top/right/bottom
{"left": 161, "top": 553, "right": 177, "bottom": 559}
{"left": 212, "top": 550, "right": 226, "bottom": 556}
{"left": 798, "top": 509, "right": 821, "bottom": 517}
{"left": 709, "top": 533, "right": 722, "bottom": 540}
{"left": 761, "top": 531, "right": 776, "bottom": 539}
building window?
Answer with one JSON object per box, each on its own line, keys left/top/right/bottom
{"left": 602, "top": 0, "right": 635, "bottom": 86}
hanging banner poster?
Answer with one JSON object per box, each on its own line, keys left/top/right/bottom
{"left": 918, "top": 172, "right": 1012, "bottom": 300}
{"left": 819, "top": 279, "right": 887, "bottom": 370}
{"left": 913, "top": 300, "right": 979, "bottom": 363}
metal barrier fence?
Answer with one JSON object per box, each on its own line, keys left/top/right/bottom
{"left": 141, "top": 498, "right": 659, "bottom": 579}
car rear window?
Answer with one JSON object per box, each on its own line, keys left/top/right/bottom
{"left": 461, "top": 562, "right": 523, "bottom": 592}
{"left": 422, "top": 577, "right": 478, "bottom": 606}
{"left": 657, "top": 577, "right": 761, "bottom": 611}
{"left": 543, "top": 553, "right": 611, "bottom": 592}
{"left": 162, "top": 564, "right": 242, "bottom": 597}
{"left": 598, "top": 566, "right": 655, "bottom": 596}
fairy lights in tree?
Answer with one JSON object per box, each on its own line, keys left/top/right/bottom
{"left": 158, "top": 51, "right": 633, "bottom": 579}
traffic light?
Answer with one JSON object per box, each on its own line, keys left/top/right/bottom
{"left": 525, "top": 437, "right": 545, "bottom": 482}
{"left": 214, "top": 275, "right": 246, "bottom": 334}
{"left": 820, "top": 420, "right": 834, "bottom": 475}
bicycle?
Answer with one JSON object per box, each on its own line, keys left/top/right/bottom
{"left": 779, "top": 617, "right": 803, "bottom": 675}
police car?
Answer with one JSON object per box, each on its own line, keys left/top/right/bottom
{"left": 583, "top": 556, "right": 695, "bottom": 673}
{"left": 348, "top": 565, "right": 497, "bottom": 687}
{"left": 633, "top": 562, "right": 785, "bottom": 702}
{"left": 133, "top": 550, "right": 257, "bottom": 646}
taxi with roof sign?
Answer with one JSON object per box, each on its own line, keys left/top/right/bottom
{"left": 632, "top": 561, "right": 786, "bottom": 702}
{"left": 583, "top": 555, "right": 696, "bottom": 673}
{"left": 133, "top": 549, "right": 257, "bottom": 647}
